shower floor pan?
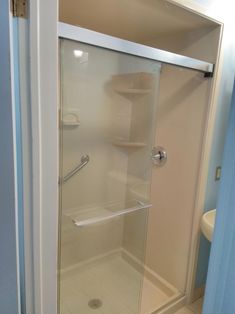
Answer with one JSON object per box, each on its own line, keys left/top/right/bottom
{"left": 60, "top": 251, "right": 180, "bottom": 314}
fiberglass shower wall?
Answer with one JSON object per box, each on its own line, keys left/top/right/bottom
{"left": 59, "top": 39, "right": 160, "bottom": 272}
{"left": 146, "top": 64, "right": 212, "bottom": 293}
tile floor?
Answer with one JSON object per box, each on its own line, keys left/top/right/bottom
{"left": 175, "top": 298, "right": 203, "bottom": 314}
{"left": 175, "top": 308, "right": 194, "bottom": 314}
{"left": 189, "top": 298, "right": 203, "bottom": 313}
{"left": 60, "top": 254, "right": 173, "bottom": 314}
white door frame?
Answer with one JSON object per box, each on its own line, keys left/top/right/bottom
{"left": 23, "top": 0, "right": 59, "bottom": 313}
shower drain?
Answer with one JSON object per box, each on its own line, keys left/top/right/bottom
{"left": 88, "top": 298, "right": 103, "bottom": 309}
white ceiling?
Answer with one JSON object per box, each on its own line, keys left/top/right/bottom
{"left": 59, "top": 0, "right": 218, "bottom": 43}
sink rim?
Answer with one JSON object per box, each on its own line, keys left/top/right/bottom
{"left": 200, "top": 209, "right": 216, "bottom": 242}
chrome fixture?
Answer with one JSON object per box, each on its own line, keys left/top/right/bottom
{"left": 152, "top": 146, "right": 167, "bottom": 167}
{"left": 63, "top": 154, "right": 90, "bottom": 183}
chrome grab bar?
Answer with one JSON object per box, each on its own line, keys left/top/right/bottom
{"left": 63, "top": 155, "right": 90, "bottom": 183}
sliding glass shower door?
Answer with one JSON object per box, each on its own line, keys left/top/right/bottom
{"left": 59, "top": 36, "right": 161, "bottom": 314}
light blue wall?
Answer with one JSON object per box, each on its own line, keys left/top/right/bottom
{"left": 203, "top": 82, "right": 235, "bottom": 313}
{"left": 191, "top": 0, "right": 235, "bottom": 289}
{"left": 195, "top": 59, "right": 233, "bottom": 288}
{"left": 0, "top": 1, "right": 20, "bottom": 313}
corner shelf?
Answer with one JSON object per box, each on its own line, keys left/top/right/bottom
{"left": 62, "top": 110, "right": 80, "bottom": 127}
{"left": 115, "top": 87, "right": 151, "bottom": 97}
{"left": 112, "top": 140, "right": 147, "bottom": 148}
{"left": 62, "top": 120, "right": 80, "bottom": 127}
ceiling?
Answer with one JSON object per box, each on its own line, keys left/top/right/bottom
{"left": 59, "top": 0, "right": 219, "bottom": 43}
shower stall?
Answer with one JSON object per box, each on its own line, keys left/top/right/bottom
{"left": 58, "top": 21, "right": 215, "bottom": 314}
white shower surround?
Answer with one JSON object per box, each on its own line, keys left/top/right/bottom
{"left": 18, "top": 1, "right": 234, "bottom": 314}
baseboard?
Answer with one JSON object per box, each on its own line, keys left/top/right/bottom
{"left": 154, "top": 296, "right": 186, "bottom": 314}
{"left": 192, "top": 285, "right": 205, "bottom": 303}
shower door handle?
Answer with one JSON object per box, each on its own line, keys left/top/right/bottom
{"left": 62, "top": 154, "right": 90, "bottom": 183}
{"left": 152, "top": 147, "right": 167, "bottom": 166}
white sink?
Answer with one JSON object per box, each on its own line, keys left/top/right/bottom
{"left": 200, "top": 209, "right": 216, "bottom": 242}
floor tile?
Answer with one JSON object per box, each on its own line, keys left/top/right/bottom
{"left": 175, "top": 298, "right": 203, "bottom": 314}
{"left": 188, "top": 298, "right": 203, "bottom": 314}
{"left": 175, "top": 308, "right": 194, "bottom": 314}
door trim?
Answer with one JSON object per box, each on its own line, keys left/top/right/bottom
{"left": 27, "top": 0, "right": 59, "bottom": 313}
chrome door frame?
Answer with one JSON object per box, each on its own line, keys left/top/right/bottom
{"left": 58, "top": 22, "right": 214, "bottom": 73}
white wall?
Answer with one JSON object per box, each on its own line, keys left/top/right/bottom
{"left": 145, "top": 26, "right": 220, "bottom": 63}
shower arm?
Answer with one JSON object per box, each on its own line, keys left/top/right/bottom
{"left": 62, "top": 155, "right": 90, "bottom": 184}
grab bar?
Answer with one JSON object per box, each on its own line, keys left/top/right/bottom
{"left": 63, "top": 155, "right": 90, "bottom": 183}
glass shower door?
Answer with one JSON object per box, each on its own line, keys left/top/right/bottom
{"left": 59, "top": 37, "right": 161, "bottom": 314}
